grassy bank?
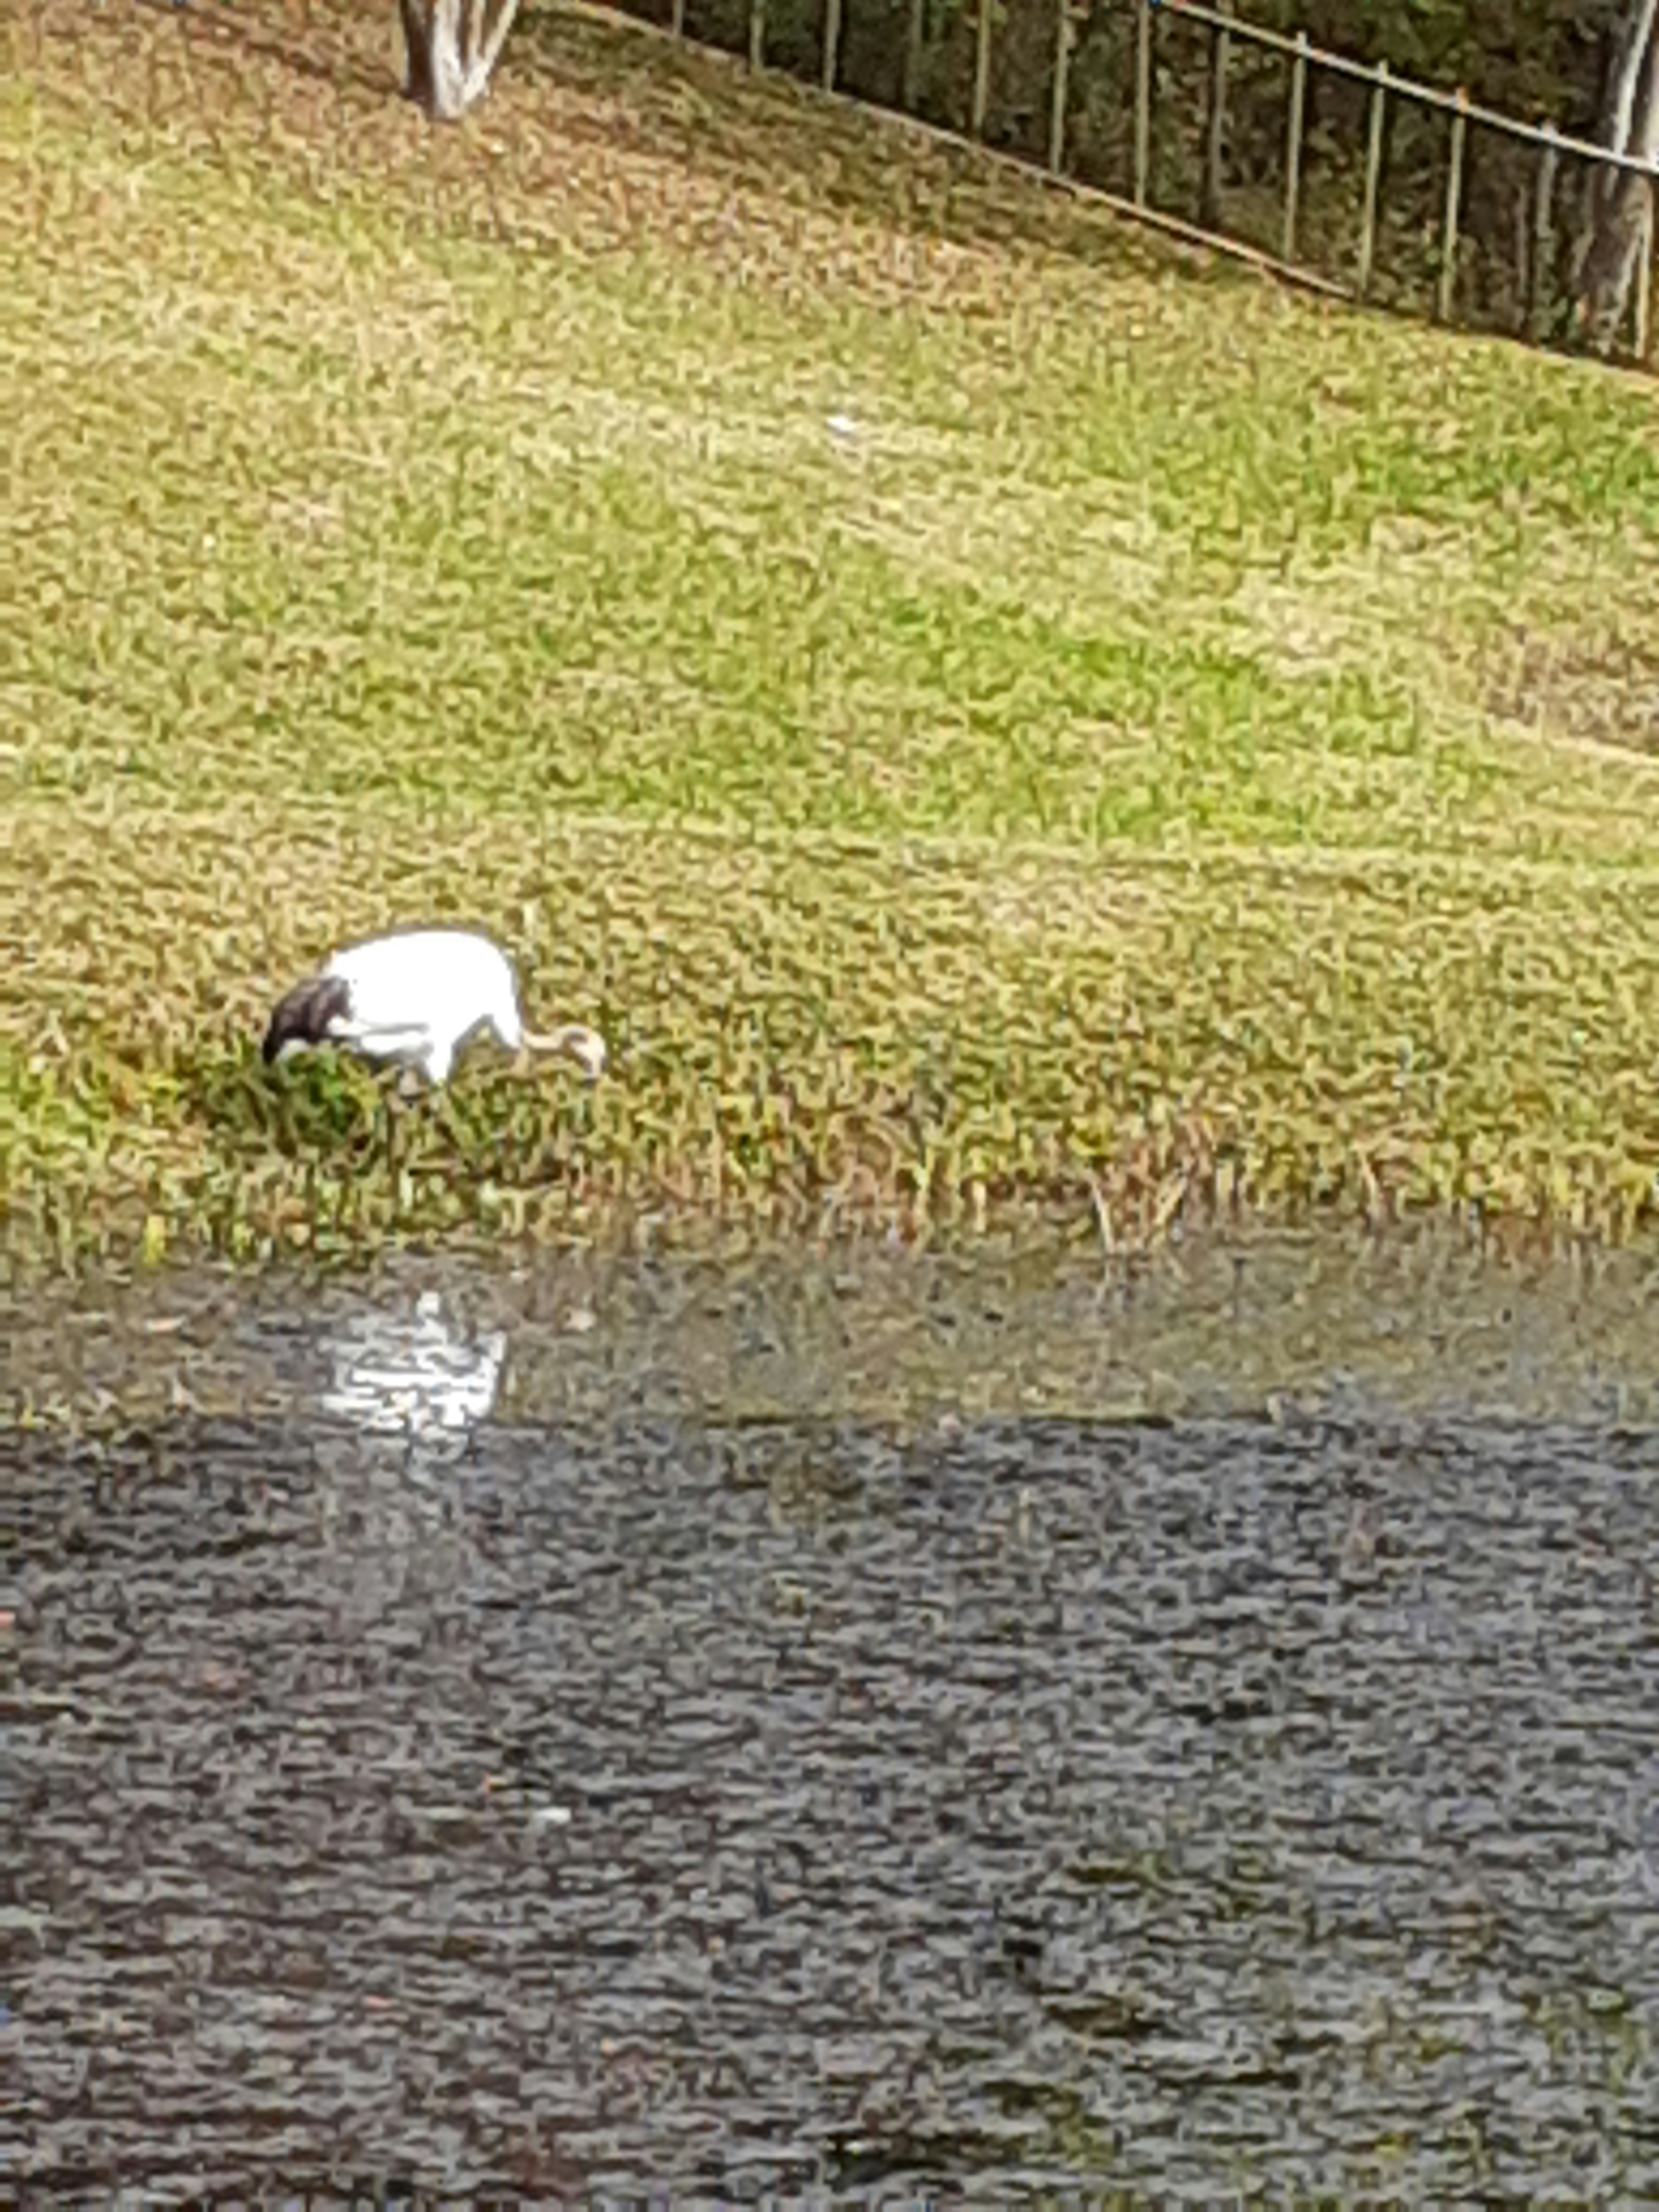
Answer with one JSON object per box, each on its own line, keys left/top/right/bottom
{"left": 3, "top": 0, "right": 1658, "bottom": 1267}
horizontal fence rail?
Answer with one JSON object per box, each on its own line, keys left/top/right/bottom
{"left": 629, "top": 0, "right": 1658, "bottom": 367}
{"left": 1150, "top": 0, "right": 1659, "bottom": 175}
{"left": 1125, "top": 0, "right": 1656, "bottom": 358}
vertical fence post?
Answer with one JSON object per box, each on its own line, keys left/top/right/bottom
{"left": 1528, "top": 120, "right": 1558, "bottom": 341}
{"left": 903, "top": 0, "right": 925, "bottom": 110}
{"left": 1202, "top": 0, "right": 1232, "bottom": 229}
{"left": 749, "top": 0, "right": 765, "bottom": 70}
{"left": 1281, "top": 29, "right": 1307, "bottom": 263}
{"left": 1438, "top": 87, "right": 1468, "bottom": 322}
{"left": 972, "top": 0, "right": 994, "bottom": 139}
{"left": 1637, "top": 191, "right": 1655, "bottom": 363}
{"left": 821, "top": 0, "right": 842, "bottom": 92}
{"left": 1357, "top": 58, "right": 1388, "bottom": 298}
{"left": 1048, "top": 0, "right": 1073, "bottom": 175}
{"left": 671, "top": 0, "right": 686, "bottom": 38}
{"left": 1134, "top": 0, "right": 1152, "bottom": 208}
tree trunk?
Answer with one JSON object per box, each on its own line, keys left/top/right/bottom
{"left": 397, "top": 0, "right": 523, "bottom": 121}
{"left": 1573, "top": 0, "right": 1659, "bottom": 351}
{"left": 397, "top": 0, "right": 435, "bottom": 111}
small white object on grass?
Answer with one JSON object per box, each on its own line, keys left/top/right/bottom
{"left": 826, "top": 411, "right": 859, "bottom": 439}
{"left": 262, "top": 927, "right": 606, "bottom": 1088}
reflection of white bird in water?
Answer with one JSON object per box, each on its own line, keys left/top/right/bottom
{"left": 262, "top": 928, "right": 607, "bottom": 1088}
{"left": 321, "top": 1290, "right": 507, "bottom": 1439}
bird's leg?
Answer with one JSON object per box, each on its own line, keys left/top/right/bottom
{"left": 435, "top": 1089, "right": 473, "bottom": 1162}
{"left": 379, "top": 1066, "right": 424, "bottom": 1213}
{"left": 383, "top": 1077, "right": 403, "bottom": 1214}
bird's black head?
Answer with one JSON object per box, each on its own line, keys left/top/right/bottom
{"left": 262, "top": 974, "right": 352, "bottom": 1064}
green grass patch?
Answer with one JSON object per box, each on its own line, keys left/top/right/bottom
{"left": 2, "top": 0, "right": 1658, "bottom": 1266}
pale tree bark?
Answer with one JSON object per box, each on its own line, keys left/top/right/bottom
{"left": 1573, "top": 0, "right": 1659, "bottom": 351}
{"left": 397, "top": 0, "right": 524, "bottom": 121}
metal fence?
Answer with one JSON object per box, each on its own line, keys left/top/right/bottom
{"left": 622, "top": 0, "right": 1658, "bottom": 364}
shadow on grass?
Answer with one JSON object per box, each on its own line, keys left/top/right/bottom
{"left": 181, "top": 1041, "right": 604, "bottom": 1197}
{"left": 57, "top": 0, "right": 1213, "bottom": 292}
{"left": 184, "top": 1042, "right": 386, "bottom": 1161}
{"left": 522, "top": 4, "right": 1211, "bottom": 283}
{"left": 127, "top": 0, "right": 400, "bottom": 101}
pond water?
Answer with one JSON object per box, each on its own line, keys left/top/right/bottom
{"left": 6, "top": 1231, "right": 1658, "bottom": 2197}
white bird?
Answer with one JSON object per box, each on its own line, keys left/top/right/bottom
{"left": 262, "top": 927, "right": 607, "bottom": 1087}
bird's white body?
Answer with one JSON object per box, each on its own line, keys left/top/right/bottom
{"left": 263, "top": 928, "right": 605, "bottom": 1087}
{"left": 323, "top": 929, "right": 525, "bottom": 1085}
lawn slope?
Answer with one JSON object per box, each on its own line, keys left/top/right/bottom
{"left": 3, "top": 0, "right": 1657, "bottom": 1264}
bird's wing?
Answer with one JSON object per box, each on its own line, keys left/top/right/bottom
{"left": 328, "top": 933, "right": 505, "bottom": 1037}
